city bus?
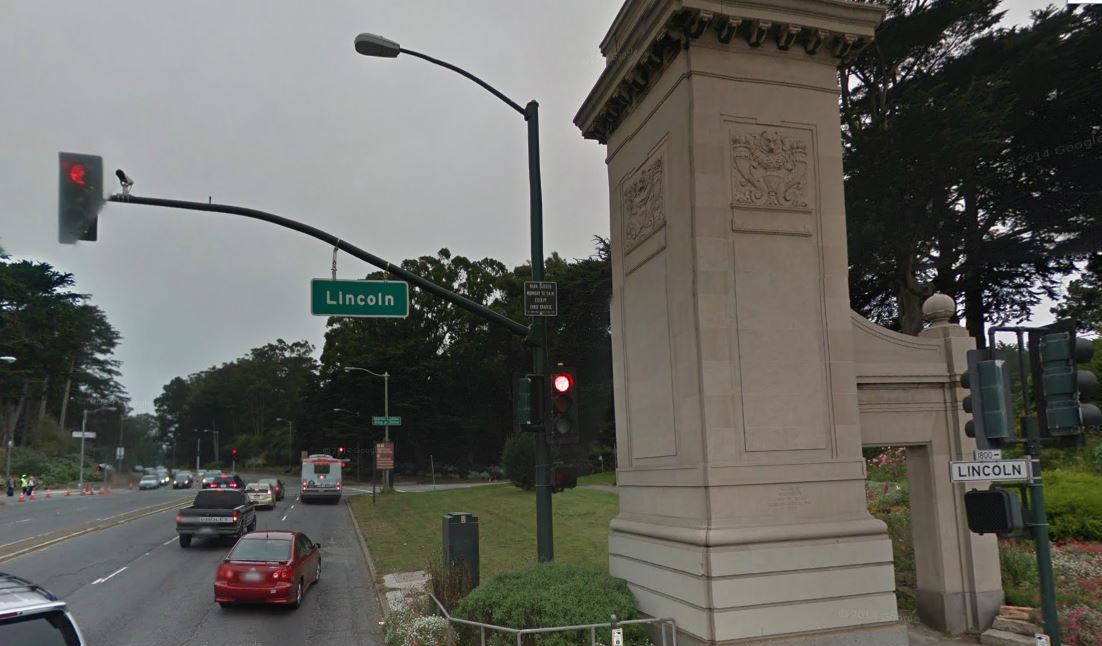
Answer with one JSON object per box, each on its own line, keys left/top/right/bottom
{"left": 300, "top": 454, "right": 343, "bottom": 503}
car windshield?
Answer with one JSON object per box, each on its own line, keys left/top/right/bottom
{"left": 312, "top": 463, "right": 331, "bottom": 475}
{"left": 230, "top": 538, "right": 292, "bottom": 562}
{"left": 245, "top": 484, "right": 267, "bottom": 492}
{"left": 140, "top": 476, "right": 156, "bottom": 481}
{"left": 175, "top": 474, "right": 188, "bottom": 481}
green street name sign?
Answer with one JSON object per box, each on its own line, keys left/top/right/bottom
{"left": 311, "top": 279, "right": 409, "bottom": 318}
{"left": 372, "top": 416, "right": 401, "bottom": 426}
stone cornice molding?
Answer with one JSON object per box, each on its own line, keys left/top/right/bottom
{"left": 575, "top": 0, "right": 886, "bottom": 143}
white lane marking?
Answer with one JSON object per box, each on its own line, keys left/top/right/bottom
{"left": 14, "top": 519, "right": 30, "bottom": 524}
{"left": 144, "top": 552, "right": 151, "bottom": 557}
{"left": 91, "top": 566, "right": 127, "bottom": 585}
{"left": 281, "top": 514, "right": 288, "bottom": 521}
{"left": 289, "top": 504, "right": 295, "bottom": 510}
{"left": 162, "top": 537, "right": 176, "bottom": 546}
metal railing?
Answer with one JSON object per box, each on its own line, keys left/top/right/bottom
{"left": 427, "top": 594, "right": 678, "bottom": 646}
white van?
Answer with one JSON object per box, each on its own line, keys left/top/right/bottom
{"left": 301, "top": 454, "right": 342, "bottom": 503}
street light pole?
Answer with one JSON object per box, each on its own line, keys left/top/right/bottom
{"left": 342, "top": 366, "right": 393, "bottom": 490}
{"left": 354, "top": 33, "right": 553, "bottom": 561}
{"left": 78, "top": 407, "right": 112, "bottom": 489}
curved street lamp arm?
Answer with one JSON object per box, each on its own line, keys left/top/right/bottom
{"left": 400, "top": 48, "right": 526, "bottom": 117}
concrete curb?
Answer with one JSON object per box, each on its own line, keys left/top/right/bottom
{"left": 0, "top": 498, "right": 189, "bottom": 564}
{"left": 345, "top": 497, "right": 390, "bottom": 618}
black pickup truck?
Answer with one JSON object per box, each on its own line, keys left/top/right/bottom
{"left": 176, "top": 489, "right": 256, "bottom": 547}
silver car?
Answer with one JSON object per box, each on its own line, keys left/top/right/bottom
{"left": 245, "top": 483, "right": 275, "bottom": 509}
{"left": 0, "top": 572, "right": 85, "bottom": 645}
{"left": 138, "top": 474, "right": 160, "bottom": 490}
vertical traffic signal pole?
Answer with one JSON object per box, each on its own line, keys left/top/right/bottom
{"left": 991, "top": 327, "right": 1061, "bottom": 644}
{"left": 527, "top": 100, "right": 553, "bottom": 563}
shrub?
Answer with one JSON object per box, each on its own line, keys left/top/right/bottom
{"left": 501, "top": 434, "right": 534, "bottom": 490}
{"left": 1045, "top": 470, "right": 1102, "bottom": 541}
{"left": 384, "top": 604, "right": 453, "bottom": 646}
{"left": 454, "top": 564, "right": 645, "bottom": 646}
{"left": 1061, "top": 604, "right": 1102, "bottom": 646}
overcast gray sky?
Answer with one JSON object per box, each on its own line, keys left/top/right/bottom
{"left": 1, "top": 1, "right": 1049, "bottom": 415}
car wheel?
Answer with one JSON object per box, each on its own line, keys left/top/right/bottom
{"left": 314, "top": 559, "right": 321, "bottom": 585}
{"left": 289, "top": 580, "right": 302, "bottom": 609}
{"left": 179, "top": 535, "right": 191, "bottom": 548}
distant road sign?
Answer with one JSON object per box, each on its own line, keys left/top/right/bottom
{"left": 372, "top": 416, "right": 401, "bottom": 427}
{"left": 71, "top": 431, "right": 96, "bottom": 439}
{"left": 311, "top": 279, "right": 409, "bottom": 318}
{"left": 115, "top": 447, "right": 125, "bottom": 460}
{"left": 523, "top": 281, "right": 557, "bottom": 317}
{"left": 950, "top": 459, "right": 1031, "bottom": 483}
{"left": 974, "top": 449, "right": 1003, "bottom": 461}
{"left": 375, "top": 442, "right": 395, "bottom": 470}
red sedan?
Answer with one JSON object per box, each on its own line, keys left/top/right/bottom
{"left": 214, "top": 530, "right": 321, "bottom": 609}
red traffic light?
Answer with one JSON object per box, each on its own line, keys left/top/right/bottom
{"left": 552, "top": 373, "right": 573, "bottom": 394}
{"left": 338, "top": 447, "right": 345, "bottom": 454}
{"left": 232, "top": 449, "right": 237, "bottom": 456}
{"left": 67, "top": 162, "right": 87, "bottom": 185}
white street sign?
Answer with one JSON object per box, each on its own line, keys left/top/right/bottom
{"left": 974, "top": 449, "right": 1002, "bottom": 461}
{"left": 611, "top": 628, "right": 624, "bottom": 646}
{"left": 1035, "top": 634, "right": 1051, "bottom": 646}
{"left": 116, "top": 446, "right": 125, "bottom": 460}
{"left": 950, "top": 460, "right": 1031, "bottom": 483}
{"left": 71, "top": 431, "right": 96, "bottom": 439}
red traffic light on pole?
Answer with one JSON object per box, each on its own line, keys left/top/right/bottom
{"left": 58, "top": 152, "right": 104, "bottom": 243}
{"left": 549, "top": 367, "right": 578, "bottom": 445}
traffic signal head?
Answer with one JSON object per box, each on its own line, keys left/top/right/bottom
{"left": 58, "top": 152, "right": 104, "bottom": 243}
{"left": 549, "top": 367, "right": 578, "bottom": 445}
{"left": 960, "top": 349, "right": 1014, "bottom": 449}
{"left": 232, "top": 449, "right": 237, "bottom": 457}
{"left": 1036, "top": 329, "right": 1100, "bottom": 440}
{"left": 551, "top": 464, "right": 578, "bottom": 493}
{"left": 338, "top": 447, "right": 345, "bottom": 454}
{"left": 964, "top": 488, "right": 1023, "bottom": 536}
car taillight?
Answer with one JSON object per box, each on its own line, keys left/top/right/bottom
{"left": 217, "top": 565, "right": 234, "bottom": 581}
{"left": 232, "top": 511, "right": 239, "bottom": 524}
{"left": 336, "top": 481, "right": 341, "bottom": 490}
{"left": 302, "top": 481, "right": 307, "bottom": 488}
{"left": 272, "top": 566, "right": 292, "bottom": 580}
{"left": 230, "top": 483, "right": 237, "bottom": 488}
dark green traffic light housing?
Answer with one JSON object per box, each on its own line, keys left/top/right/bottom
{"left": 58, "top": 152, "right": 104, "bottom": 243}
{"left": 960, "top": 349, "right": 1015, "bottom": 449}
{"left": 1031, "top": 324, "right": 1100, "bottom": 443}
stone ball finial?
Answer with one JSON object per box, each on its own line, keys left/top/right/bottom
{"left": 922, "top": 293, "right": 956, "bottom": 326}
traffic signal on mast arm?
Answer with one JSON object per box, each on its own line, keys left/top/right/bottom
{"left": 232, "top": 448, "right": 238, "bottom": 457}
{"left": 549, "top": 368, "right": 578, "bottom": 445}
{"left": 1033, "top": 324, "right": 1100, "bottom": 444}
{"left": 58, "top": 152, "right": 104, "bottom": 243}
{"left": 960, "top": 349, "right": 1015, "bottom": 449}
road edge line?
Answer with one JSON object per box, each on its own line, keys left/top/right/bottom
{"left": 0, "top": 499, "right": 189, "bottom": 564}
{"left": 345, "top": 498, "right": 390, "bottom": 617}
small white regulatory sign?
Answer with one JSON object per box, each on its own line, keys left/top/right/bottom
{"left": 611, "top": 627, "right": 624, "bottom": 646}
{"left": 950, "top": 460, "right": 1031, "bottom": 483}
{"left": 1035, "top": 633, "right": 1051, "bottom": 646}
{"left": 974, "top": 449, "right": 1002, "bottom": 461}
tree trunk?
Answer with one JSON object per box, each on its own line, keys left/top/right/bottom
{"left": 36, "top": 377, "right": 49, "bottom": 429}
{"left": 961, "top": 180, "right": 987, "bottom": 349}
{"left": 896, "top": 250, "right": 929, "bottom": 335}
{"left": 59, "top": 360, "right": 75, "bottom": 430}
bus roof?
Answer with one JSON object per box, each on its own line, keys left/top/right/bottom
{"left": 303, "top": 457, "right": 342, "bottom": 464}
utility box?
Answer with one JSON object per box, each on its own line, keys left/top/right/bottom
{"left": 442, "top": 512, "right": 480, "bottom": 588}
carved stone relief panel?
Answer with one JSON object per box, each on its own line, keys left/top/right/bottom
{"left": 730, "top": 127, "right": 811, "bottom": 211}
{"left": 622, "top": 152, "right": 666, "bottom": 252}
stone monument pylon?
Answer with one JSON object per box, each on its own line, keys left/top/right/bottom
{"left": 576, "top": 1, "right": 905, "bottom": 644}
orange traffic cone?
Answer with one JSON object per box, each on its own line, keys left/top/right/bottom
{"left": 45, "top": 489, "right": 51, "bottom": 498}
{"left": 18, "top": 492, "right": 25, "bottom": 502}
{"left": 65, "top": 489, "right": 72, "bottom": 496}
{"left": 28, "top": 491, "right": 35, "bottom": 500}
{"left": 80, "top": 488, "right": 86, "bottom": 496}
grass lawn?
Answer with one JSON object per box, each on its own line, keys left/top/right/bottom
{"left": 350, "top": 484, "right": 619, "bottom": 581}
{"left": 578, "top": 471, "right": 616, "bottom": 486}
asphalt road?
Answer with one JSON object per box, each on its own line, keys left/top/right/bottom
{"left": 3, "top": 481, "right": 384, "bottom": 646}
{"left": 0, "top": 484, "right": 195, "bottom": 547}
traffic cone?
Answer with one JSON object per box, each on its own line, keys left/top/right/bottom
{"left": 28, "top": 491, "right": 35, "bottom": 500}
{"left": 65, "top": 489, "right": 72, "bottom": 497}
{"left": 45, "top": 489, "right": 51, "bottom": 499}
{"left": 18, "top": 493, "right": 25, "bottom": 502}
{"left": 80, "top": 487, "right": 86, "bottom": 496}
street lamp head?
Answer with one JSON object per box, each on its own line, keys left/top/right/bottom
{"left": 355, "top": 32, "right": 402, "bottom": 58}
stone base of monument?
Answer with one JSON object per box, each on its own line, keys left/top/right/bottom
{"left": 653, "top": 623, "right": 909, "bottom": 646}
{"left": 610, "top": 516, "right": 905, "bottom": 645}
